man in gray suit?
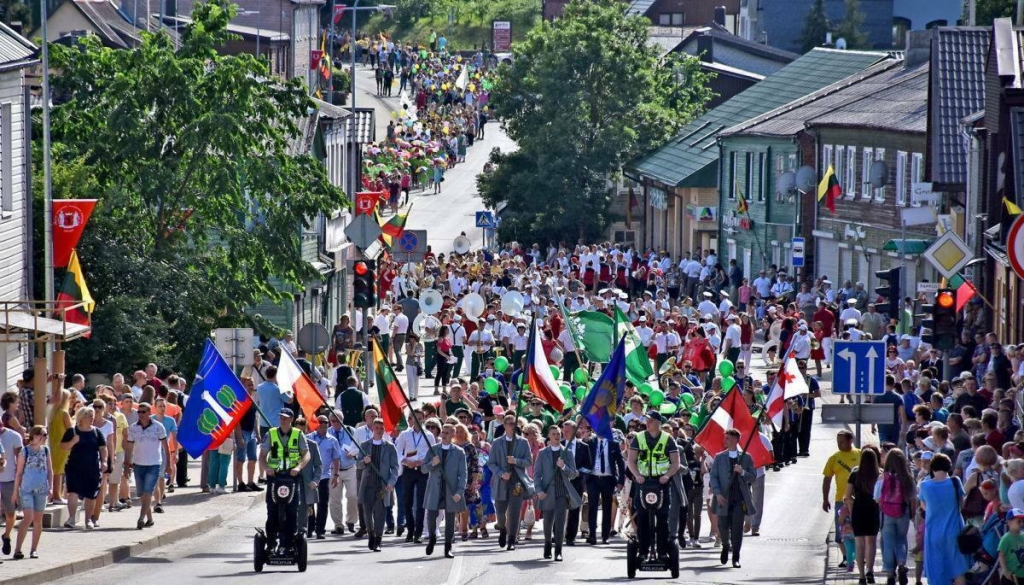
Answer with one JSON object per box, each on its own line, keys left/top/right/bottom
{"left": 488, "top": 413, "right": 534, "bottom": 551}
{"left": 357, "top": 418, "right": 400, "bottom": 552}
{"left": 709, "top": 428, "right": 756, "bottom": 568}
{"left": 422, "top": 423, "right": 468, "bottom": 558}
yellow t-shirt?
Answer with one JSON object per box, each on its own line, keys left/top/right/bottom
{"left": 112, "top": 411, "right": 128, "bottom": 454}
{"left": 822, "top": 448, "right": 861, "bottom": 502}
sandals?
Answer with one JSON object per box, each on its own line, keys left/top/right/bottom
{"left": 480, "top": 527, "right": 489, "bottom": 539}
{"left": 12, "top": 551, "right": 23, "bottom": 560}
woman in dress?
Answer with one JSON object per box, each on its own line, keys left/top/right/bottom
{"left": 454, "top": 423, "right": 480, "bottom": 541}
{"left": 405, "top": 332, "right": 424, "bottom": 400}
{"left": 60, "top": 406, "right": 108, "bottom": 529}
{"left": 434, "top": 325, "right": 454, "bottom": 394}
{"left": 534, "top": 425, "right": 581, "bottom": 562}
{"left": 521, "top": 423, "right": 544, "bottom": 541}
{"left": 12, "top": 425, "right": 51, "bottom": 559}
{"left": 843, "top": 447, "right": 880, "bottom": 585}
{"left": 918, "top": 453, "right": 971, "bottom": 585}
{"left": 48, "top": 390, "right": 72, "bottom": 505}
{"left": 470, "top": 426, "right": 493, "bottom": 539}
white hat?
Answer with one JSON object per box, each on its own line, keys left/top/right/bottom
{"left": 619, "top": 292, "right": 628, "bottom": 300}
{"left": 847, "top": 298, "right": 857, "bottom": 304}
{"left": 822, "top": 280, "right": 832, "bottom": 285}
{"left": 643, "top": 290, "right": 653, "bottom": 297}
{"left": 381, "top": 305, "right": 391, "bottom": 310}
{"left": 453, "top": 315, "right": 462, "bottom": 322}
{"left": 798, "top": 322, "right": 808, "bottom": 330}
{"left": 726, "top": 314, "right": 738, "bottom": 321}
{"left": 703, "top": 291, "right": 712, "bottom": 298}
{"left": 845, "top": 318, "right": 858, "bottom": 326}
{"left": 767, "top": 306, "right": 778, "bottom": 313}
{"left": 599, "top": 288, "right": 610, "bottom": 295}
{"left": 703, "top": 313, "right": 714, "bottom": 320}
{"left": 719, "top": 290, "right": 729, "bottom": 297}
{"left": 638, "top": 316, "right": 647, "bottom": 322}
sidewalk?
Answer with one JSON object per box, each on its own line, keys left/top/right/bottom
{"left": 2, "top": 459, "right": 261, "bottom": 585}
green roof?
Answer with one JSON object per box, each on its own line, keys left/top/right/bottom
{"left": 630, "top": 48, "right": 890, "bottom": 188}
{"left": 882, "top": 239, "right": 932, "bottom": 254}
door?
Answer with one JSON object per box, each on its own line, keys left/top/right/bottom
{"left": 840, "top": 248, "right": 853, "bottom": 285}
{"left": 743, "top": 247, "right": 752, "bottom": 281}
{"left": 816, "top": 239, "right": 839, "bottom": 285}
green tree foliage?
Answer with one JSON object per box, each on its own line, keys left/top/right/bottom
{"left": 973, "top": 0, "right": 1017, "bottom": 25}
{"left": 800, "top": 0, "right": 831, "bottom": 53}
{"left": 45, "top": 0, "right": 347, "bottom": 375}
{"left": 834, "top": 0, "right": 868, "bottom": 50}
{"left": 482, "top": 0, "right": 711, "bottom": 244}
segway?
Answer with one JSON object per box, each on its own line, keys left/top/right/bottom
{"left": 626, "top": 478, "right": 679, "bottom": 579}
{"left": 254, "top": 473, "right": 307, "bottom": 573}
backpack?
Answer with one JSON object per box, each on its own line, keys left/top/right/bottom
{"left": 339, "top": 388, "right": 365, "bottom": 428}
{"left": 879, "top": 472, "right": 906, "bottom": 518}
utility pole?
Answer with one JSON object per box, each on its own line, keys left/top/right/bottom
{"left": 40, "top": 0, "right": 54, "bottom": 360}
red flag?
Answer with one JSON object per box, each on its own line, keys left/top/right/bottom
{"left": 52, "top": 200, "right": 97, "bottom": 267}
{"left": 765, "top": 355, "right": 809, "bottom": 428}
{"left": 955, "top": 280, "right": 978, "bottom": 312}
{"left": 310, "top": 49, "right": 324, "bottom": 69}
{"left": 277, "top": 350, "right": 322, "bottom": 431}
{"left": 524, "top": 318, "right": 566, "bottom": 412}
{"left": 333, "top": 5, "right": 346, "bottom": 23}
{"left": 695, "top": 389, "right": 773, "bottom": 468}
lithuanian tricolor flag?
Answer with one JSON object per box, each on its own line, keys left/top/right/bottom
{"left": 736, "top": 187, "right": 748, "bottom": 215}
{"left": 371, "top": 337, "right": 409, "bottom": 432}
{"left": 377, "top": 203, "right": 411, "bottom": 250}
{"left": 56, "top": 249, "right": 94, "bottom": 335}
{"left": 817, "top": 164, "right": 840, "bottom": 214}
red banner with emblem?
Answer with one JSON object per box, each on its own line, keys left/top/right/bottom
{"left": 52, "top": 199, "right": 97, "bottom": 268}
{"left": 354, "top": 191, "right": 382, "bottom": 216}
{"left": 333, "top": 5, "right": 346, "bottom": 23}
{"left": 310, "top": 49, "right": 324, "bottom": 69}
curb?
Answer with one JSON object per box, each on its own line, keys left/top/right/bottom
{"left": 4, "top": 495, "right": 262, "bottom": 585}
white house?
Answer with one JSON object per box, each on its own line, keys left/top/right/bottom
{"left": 0, "top": 23, "right": 38, "bottom": 389}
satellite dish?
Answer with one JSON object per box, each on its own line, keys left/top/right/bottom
{"left": 776, "top": 171, "right": 796, "bottom": 196}
{"left": 297, "top": 323, "right": 331, "bottom": 354}
{"left": 795, "top": 165, "right": 817, "bottom": 192}
{"left": 460, "top": 293, "right": 486, "bottom": 320}
{"left": 418, "top": 289, "right": 443, "bottom": 315}
{"left": 835, "top": 37, "right": 847, "bottom": 50}
{"left": 869, "top": 160, "right": 890, "bottom": 189}
{"left": 453, "top": 235, "right": 471, "bottom": 255}
{"left": 501, "top": 291, "right": 525, "bottom": 316}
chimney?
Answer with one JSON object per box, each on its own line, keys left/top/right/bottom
{"left": 904, "top": 29, "right": 932, "bottom": 68}
{"left": 697, "top": 32, "right": 714, "bottom": 63}
{"left": 714, "top": 6, "right": 726, "bottom": 26}
{"left": 9, "top": 21, "right": 22, "bottom": 36}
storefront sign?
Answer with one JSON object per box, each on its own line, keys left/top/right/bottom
{"left": 686, "top": 204, "right": 717, "bottom": 222}
{"left": 722, "top": 212, "right": 752, "bottom": 230}
{"left": 492, "top": 21, "right": 512, "bottom": 52}
{"left": 649, "top": 186, "right": 668, "bottom": 211}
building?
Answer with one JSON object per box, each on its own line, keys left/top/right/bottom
{"left": 747, "top": 0, "right": 894, "bottom": 53}
{"left": 671, "top": 22, "right": 798, "bottom": 77}
{"left": 893, "top": 0, "right": 963, "bottom": 47}
{"left": 33, "top": 0, "right": 156, "bottom": 48}
{"left": 627, "top": 47, "right": 887, "bottom": 261}
{"left": 0, "top": 24, "right": 40, "bottom": 387}
{"left": 628, "top": 0, "right": 740, "bottom": 29}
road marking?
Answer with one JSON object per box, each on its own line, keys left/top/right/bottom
{"left": 444, "top": 554, "right": 463, "bottom": 585}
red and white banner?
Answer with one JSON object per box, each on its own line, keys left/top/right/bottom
{"left": 355, "top": 191, "right": 381, "bottom": 216}
{"left": 310, "top": 49, "right": 324, "bottom": 69}
{"left": 52, "top": 199, "right": 97, "bottom": 267}
{"left": 695, "top": 389, "right": 774, "bottom": 468}
{"left": 333, "top": 5, "right": 346, "bottom": 23}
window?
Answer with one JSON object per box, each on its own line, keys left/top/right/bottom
{"left": 744, "top": 152, "right": 753, "bottom": 201}
{"left": 1, "top": 104, "right": 9, "bottom": 215}
{"left": 729, "top": 152, "right": 737, "bottom": 200}
{"left": 845, "top": 146, "right": 857, "bottom": 198}
{"left": 861, "top": 147, "right": 874, "bottom": 200}
{"left": 822, "top": 144, "right": 834, "bottom": 176}
{"left": 874, "top": 148, "right": 886, "bottom": 202}
{"left": 659, "top": 14, "right": 670, "bottom": 25}
{"left": 672, "top": 13, "right": 683, "bottom": 26}
{"left": 758, "top": 152, "right": 767, "bottom": 202}
{"left": 834, "top": 146, "right": 846, "bottom": 196}
{"left": 910, "top": 152, "right": 924, "bottom": 206}
{"left": 896, "top": 150, "right": 908, "bottom": 206}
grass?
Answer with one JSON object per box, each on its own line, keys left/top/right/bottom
{"left": 362, "top": 14, "right": 535, "bottom": 52}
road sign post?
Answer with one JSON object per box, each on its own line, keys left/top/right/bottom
{"left": 396, "top": 229, "right": 427, "bottom": 264}
{"left": 791, "top": 237, "right": 805, "bottom": 268}
{"left": 214, "top": 328, "right": 254, "bottom": 372}
{"left": 344, "top": 214, "right": 382, "bottom": 249}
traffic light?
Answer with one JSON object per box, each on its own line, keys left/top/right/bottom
{"left": 933, "top": 288, "right": 958, "bottom": 350}
{"left": 918, "top": 301, "right": 936, "bottom": 346}
{"left": 874, "top": 266, "right": 903, "bottom": 317}
{"left": 352, "top": 259, "right": 376, "bottom": 309}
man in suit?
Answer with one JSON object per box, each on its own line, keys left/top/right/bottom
{"left": 561, "top": 420, "right": 591, "bottom": 545}
{"left": 357, "top": 418, "right": 400, "bottom": 552}
{"left": 422, "top": 423, "right": 468, "bottom": 558}
{"left": 584, "top": 422, "right": 625, "bottom": 544}
{"left": 709, "top": 428, "right": 756, "bottom": 568}
{"left": 487, "top": 413, "right": 534, "bottom": 551}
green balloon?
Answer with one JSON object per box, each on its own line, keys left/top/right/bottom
{"left": 721, "top": 377, "right": 736, "bottom": 393}
{"left": 494, "top": 356, "right": 510, "bottom": 373}
{"left": 649, "top": 390, "right": 666, "bottom": 407}
{"left": 680, "top": 393, "right": 695, "bottom": 407}
{"left": 575, "top": 386, "right": 586, "bottom": 401}
{"left": 559, "top": 384, "right": 572, "bottom": 400}
{"left": 718, "top": 360, "right": 735, "bottom": 378}
{"left": 659, "top": 402, "right": 678, "bottom": 416}
{"left": 638, "top": 383, "right": 654, "bottom": 396}
{"left": 573, "top": 368, "right": 588, "bottom": 385}
{"left": 689, "top": 413, "right": 701, "bottom": 427}
{"left": 483, "top": 377, "right": 499, "bottom": 395}
{"left": 550, "top": 365, "right": 561, "bottom": 380}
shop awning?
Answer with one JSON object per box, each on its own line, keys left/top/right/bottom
{"left": 0, "top": 307, "right": 90, "bottom": 342}
{"left": 882, "top": 239, "right": 932, "bottom": 254}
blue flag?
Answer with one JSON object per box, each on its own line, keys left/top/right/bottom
{"left": 178, "top": 340, "right": 253, "bottom": 458}
{"left": 581, "top": 339, "right": 627, "bottom": 440}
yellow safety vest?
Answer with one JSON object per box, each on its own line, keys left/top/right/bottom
{"left": 267, "top": 427, "right": 302, "bottom": 471}
{"left": 636, "top": 432, "right": 671, "bottom": 477}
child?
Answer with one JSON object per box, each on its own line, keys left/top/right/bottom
{"left": 837, "top": 502, "right": 856, "bottom": 573}
{"left": 13, "top": 425, "right": 52, "bottom": 559}
{"left": 999, "top": 508, "right": 1024, "bottom": 584}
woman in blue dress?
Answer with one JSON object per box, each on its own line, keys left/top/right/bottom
{"left": 918, "top": 453, "right": 971, "bottom": 585}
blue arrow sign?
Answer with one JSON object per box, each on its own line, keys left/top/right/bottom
{"left": 475, "top": 211, "right": 495, "bottom": 228}
{"left": 832, "top": 340, "right": 886, "bottom": 394}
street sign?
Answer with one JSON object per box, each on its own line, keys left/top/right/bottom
{"left": 1009, "top": 215, "right": 1024, "bottom": 280}
{"left": 791, "top": 237, "right": 805, "bottom": 268}
{"left": 398, "top": 230, "right": 420, "bottom": 253}
{"left": 344, "top": 213, "right": 382, "bottom": 249}
{"left": 832, "top": 340, "right": 885, "bottom": 394}
{"left": 492, "top": 20, "right": 512, "bottom": 53}
{"left": 923, "top": 230, "right": 974, "bottom": 280}
{"left": 911, "top": 182, "right": 940, "bottom": 205}
{"left": 297, "top": 323, "right": 331, "bottom": 354}
{"left": 821, "top": 403, "right": 899, "bottom": 425}
{"left": 475, "top": 211, "right": 495, "bottom": 228}
{"left": 214, "top": 328, "right": 254, "bottom": 368}
{"left": 396, "top": 229, "right": 427, "bottom": 263}
{"left": 916, "top": 282, "right": 940, "bottom": 295}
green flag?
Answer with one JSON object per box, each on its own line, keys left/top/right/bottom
{"left": 567, "top": 310, "right": 615, "bottom": 363}
{"left": 614, "top": 308, "right": 655, "bottom": 387}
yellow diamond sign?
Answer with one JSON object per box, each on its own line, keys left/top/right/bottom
{"left": 922, "top": 231, "right": 973, "bottom": 280}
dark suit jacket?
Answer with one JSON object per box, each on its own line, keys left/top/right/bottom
{"left": 586, "top": 436, "right": 625, "bottom": 486}
{"left": 563, "top": 439, "right": 591, "bottom": 489}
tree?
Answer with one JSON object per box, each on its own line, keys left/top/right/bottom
{"left": 974, "top": 0, "right": 1017, "bottom": 25}
{"left": 800, "top": 0, "right": 830, "bottom": 53}
{"left": 834, "top": 0, "right": 868, "bottom": 50}
{"left": 46, "top": 0, "right": 347, "bottom": 375}
{"left": 483, "top": 0, "right": 711, "bottom": 243}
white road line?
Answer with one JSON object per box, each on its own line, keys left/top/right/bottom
{"left": 444, "top": 553, "right": 464, "bottom": 585}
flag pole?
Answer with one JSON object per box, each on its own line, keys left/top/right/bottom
{"left": 556, "top": 290, "right": 587, "bottom": 370}
{"left": 370, "top": 337, "right": 427, "bottom": 436}
{"left": 308, "top": 376, "right": 390, "bottom": 486}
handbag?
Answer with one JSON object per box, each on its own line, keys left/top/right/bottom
{"left": 952, "top": 477, "right": 982, "bottom": 554}
{"left": 524, "top": 502, "right": 536, "bottom": 528}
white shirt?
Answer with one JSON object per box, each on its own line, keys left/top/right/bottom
{"left": 667, "top": 331, "right": 681, "bottom": 352}
{"left": 127, "top": 420, "right": 168, "bottom": 467}
{"left": 1009, "top": 479, "right": 1024, "bottom": 510}
{"left": 790, "top": 331, "right": 812, "bottom": 359}
{"left": 372, "top": 314, "right": 391, "bottom": 335}
{"left": 685, "top": 260, "right": 702, "bottom": 279}
{"left": 395, "top": 428, "right": 437, "bottom": 466}
{"left": 697, "top": 300, "right": 718, "bottom": 318}
{"left": 636, "top": 326, "right": 654, "bottom": 347}
{"left": 840, "top": 307, "right": 862, "bottom": 323}
{"left": 718, "top": 299, "right": 734, "bottom": 316}
{"left": 557, "top": 328, "right": 576, "bottom": 352}
{"left": 450, "top": 323, "right": 467, "bottom": 347}
{"left": 723, "top": 323, "right": 742, "bottom": 350}
{"left": 354, "top": 425, "right": 392, "bottom": 444}
{"left": 752, "top": 277, "right": 772, "bottom": 298}
{"left": 653, "top": 332, "right": 668, "bottom": 354}
{"left": 392, "top": 313, "right": 410, "bottom": 335}
{"left": 422, "top": 315, "right": 442, "bottom": 342}
{"left": 511, "top": 332, "right": 529, "bottom": 351}
{"left": 468, "top": 329, "right": 495, "bottom": 352}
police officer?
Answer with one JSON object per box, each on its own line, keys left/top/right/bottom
{"left": 626, "top": 411, "right": 681, "bottom": 560}
{"left": 258, "top": 408, "right": 311, "bottom": 554}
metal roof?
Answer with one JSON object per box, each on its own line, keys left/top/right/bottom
{"left": 627, "top": 0, "right": 658, "bottom": 16}
{"left": 312, "top": 98, "right": 350, "bottom": 121}
{"left": 0, "top": 21, "right": 35, "bottom": 67}
{"left": 808, "top": 64, "right": 929, "bottom": 132}
{"left": 673, "top": 23, "right": 800, "bottom": 65}
{"left": 72, "top": 0, "right": 141, "bottom": 49}
{"left": 929, "top": 27, "right": 989, "bottom": 185}
{"left": 344, "top": 107, "right": 375, "bottom": 144}
{"left": 630, "top": 48, "right": 889, "bottom": 188}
